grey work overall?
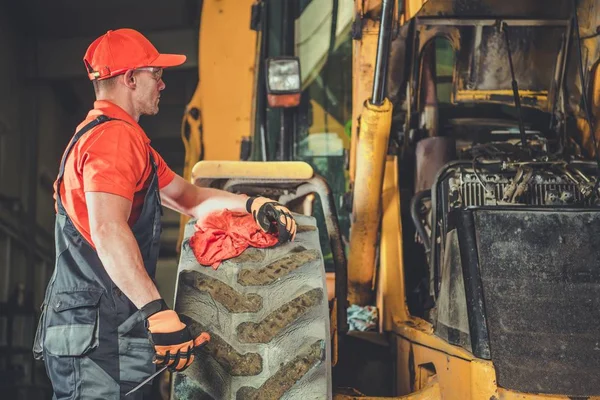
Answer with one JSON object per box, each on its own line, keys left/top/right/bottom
{"left": 33, "top": 115, "right": 162, "bottom": 399}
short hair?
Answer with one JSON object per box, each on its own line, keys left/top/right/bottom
{"left": 92, "top": 75, "right": 119, "bottom": 97}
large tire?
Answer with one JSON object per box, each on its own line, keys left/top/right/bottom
{"left": 172, "top": 214, "right": 332, "bottom": 400}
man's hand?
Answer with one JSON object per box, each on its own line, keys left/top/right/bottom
{"left": 141, "top": 299, "right": 210, "bottom": 372}
{"left": 246, "top": 197, "right": 297, "bottom": 243}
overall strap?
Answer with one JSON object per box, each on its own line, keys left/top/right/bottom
{"left": 56, "top": 115, "right": 113, "bottom": 210}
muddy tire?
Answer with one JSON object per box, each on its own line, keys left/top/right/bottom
{"left": 172, "top": 214, "right": 332, "bottom": 400}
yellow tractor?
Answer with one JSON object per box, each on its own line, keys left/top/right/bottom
{"left": 171, "top": 0, "right": 600, "bottom": 398}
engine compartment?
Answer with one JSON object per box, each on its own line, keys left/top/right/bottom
{"left": 445, "top": 145, "right": 598, "bottom": 209}
{"left": 408, "top": 135, "right": 600, "bottom": 395}
{"left": 411, "top": 131, "right": 600, "bottom": 302}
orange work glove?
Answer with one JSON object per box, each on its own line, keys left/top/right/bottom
{"left": 246, "top": 196, "right": 297, "bottom": 243}
{"left": 141, "top": 299, "right": 210, "bottom": 372}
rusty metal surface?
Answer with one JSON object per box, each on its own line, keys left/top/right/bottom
{"left": 411, "top": 19, "right": 570, "bottom": 113}
{"left": 416, "top": 0, "right": 570, "bottom": 19}
{"left": 415, "top": 137, "right": 456, "bottom": 192}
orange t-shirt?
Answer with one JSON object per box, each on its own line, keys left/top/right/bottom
{"left": 54, "top": 100, "right": 175, "bottom": 247}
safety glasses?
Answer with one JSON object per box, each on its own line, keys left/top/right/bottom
{"left": 135, "top": 67, "right": 163, "bottom": 81}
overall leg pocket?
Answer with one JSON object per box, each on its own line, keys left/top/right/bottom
{"left": 44, "top": 353, "right": 78, "bottom": 400}
{"left": 32, "top": 304, "right": 46, "bottom": 360}
{"left": 44, "top": 289, "right": 103, "bottom": 356}
{"left": 118, "top": 311, "right": 156, "bottom": 385}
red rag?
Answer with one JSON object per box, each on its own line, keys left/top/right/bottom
{"left": 188, "top": 209, "right": 279, "bottom": 269}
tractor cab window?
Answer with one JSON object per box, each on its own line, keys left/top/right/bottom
{"left": 419, "top": 37, "right": 455, "bottom": 137}
{"left": 420, "top": 37, "right": 454, "bottom": 106}
{"left": 293, "top": 0, "right": 354, "bottom": 270}
{"left": 251, "top": 0, "right": 353, "bottom": 273}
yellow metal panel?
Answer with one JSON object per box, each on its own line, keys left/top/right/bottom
{"left": 470, "top": 359, "right": 498, "bottom": 398}
{"left": 355, "top": 0, "right": 381, "bottom": 15}
{"left": 411, "top": 342, "right": 474, "bottom": 399}
{"left": 179, "top": 111, "right": 203, "bottom": 246}
{"left": 394, "top": 322, "right": 600, "bottom": 399}
{"left": 579, "top": 57, "right": 600, "bottom": 159}
{"left": 405, "top": 0, "right": 429, "bottom": 20}
{"left": 393, "top": 316, "right": 474, "bottom": 360}
{"left": 397, "top": 334, "right": 494, "bottom": 399}
{"left": 593, "top": 62, "right": 600, "bottom": 112}
{"left": 377, "top": 156, "right": 410, "bottom": 330}
{"left": 348, "top": 99, "right": 393, "bottom": 305}
{"left": 577, "top": 116, "right": 599, "bottom": 158}
{"left": 179, "top": 0, "right": 257, "bottom": 246}
{"left": 396, "top": 330, "right": 473, "bottom": 399}
{"left": 192, "top": 0, "right": 257, "bottom": 162}
{"left": 350, "top": 17, "right": 379, "bottom": 183}
{"left": 354, "top": 0, "right": 428, "bottom": 22}
{"left": 455, "top": 90, "right": 548, "bottom": 109}
{"left": 191, "top": 160, "right": 314, "bottom": 181}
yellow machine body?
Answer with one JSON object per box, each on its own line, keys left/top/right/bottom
{"left": 181, "top": 0, "right": 600, "bottom": 398}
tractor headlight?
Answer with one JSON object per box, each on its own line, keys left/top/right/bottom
{"left": 265, "top": 57, "right": 301, "bottom": 108}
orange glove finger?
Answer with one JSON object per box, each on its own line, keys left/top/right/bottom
{"left": 153, "top": 351, "right": 168, "bottom": 366}
{"left": 155, "top": 346, "right": 194, "bottom": 372}
{"left": 171, "top": 333, "right": 210, "bottom": 371}
{"left": 275, "top": 214, "right": 292, "bottom": 243}
{"left": 183, "top": 353, "right": 195, "bottom": 370}
{"left": 155, "top": 342, "right": 192, "bottom": 363}
{"left": 173, "top": 353, "right": 194, "bottom": 372}
{"left": 287, "top": 212, "right": 296, "bottom": 237}
{"left": 277, "top": 212, "right": 292, "bottom": 235}
{"left": 282, "top": 210, "right": 293, "bottom": 234}
{"left": 279, "top": 208, "right": 296, "bottom": 241}
{"left": 194, "top": 332, "right": 211, "bottom": 347}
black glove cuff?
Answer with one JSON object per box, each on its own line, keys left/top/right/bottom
{"left": 140, "top": 298, "right": 169, "bottom": 319}
{"left": 246, "top": 196, "right": 257, "bottom": 213}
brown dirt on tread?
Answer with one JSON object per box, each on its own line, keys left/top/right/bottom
{"left": 179, "top": 270, "right": 263, "bottom": 313}
{"left": 237, "top": 288, "right": 323, "bottom": 343}
{"left": 236, "top": 340, "right": 325, "bottom": 399}
{"left": 183, "top": 318, "right": 264, "bottom": 376}
{"left": 296, "top": 225, "right": 317, "bottom": 233}
{"left": 234, "top": 248, "right": 266, "bottom": 263}
{"left": 237, "top": 248, "right": 320, "bottom": 286}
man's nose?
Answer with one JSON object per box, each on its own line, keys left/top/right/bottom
{"left": 158, "top": 79, "right": 166, "bottom": 91}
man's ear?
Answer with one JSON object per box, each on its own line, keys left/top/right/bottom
{"left": 123, "top": 70, "right": 136, "bottom": 89}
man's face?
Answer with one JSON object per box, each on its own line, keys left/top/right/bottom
{"left": 133, "top": 67, "right": 165, "bottom": 116}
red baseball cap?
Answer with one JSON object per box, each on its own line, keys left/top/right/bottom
{"left": 83, "top": 28, "right": 186, "bottom": 81}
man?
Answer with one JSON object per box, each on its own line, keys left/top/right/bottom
{"left": 33, "top": 28, "right": 297, "bottom": 399}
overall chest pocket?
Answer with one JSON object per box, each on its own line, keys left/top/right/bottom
{"left": 44, "top": 289, "right": 103, "bottom": 357}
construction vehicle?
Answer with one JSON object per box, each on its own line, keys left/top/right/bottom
{"left": 170, "top": 0, "right": 600, "bottom": 398}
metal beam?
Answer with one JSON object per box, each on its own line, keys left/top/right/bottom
{"left": 35, "top": 29, "right": 198, "bottom": 80}
{"left": 417, "top": 18, "right": 570, "bottom": 27}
